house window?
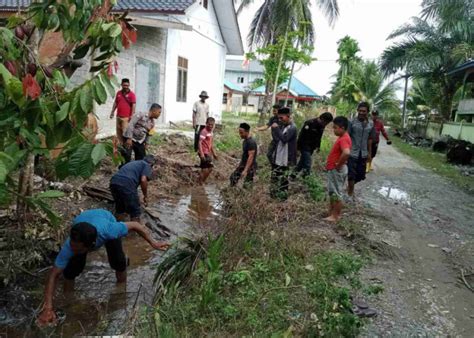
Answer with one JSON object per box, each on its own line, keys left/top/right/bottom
{"left": 237, "top": 77, "right": 244, "bottom": 84}
{"left": 177, "top": 56, "right": 188, "bottom": 102}
{"left": 202, "top": 0, "right": 208, "bottom": 9}
{"left": 223, "top": 93, "right": 228, "bottom": 104}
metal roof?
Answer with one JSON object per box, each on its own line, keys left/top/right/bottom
{"left": 226, "top": 59, "right": 264, "bottom": 73}
{"left": 0, "top": 0, "right": 195, "bottom": 13}
{"left": 224, "top": 80, "right": 244, "bottom": 93}
{"left": 252, "top": 77, "right": 319, "bottom": 98}
{"left": 447, "top": 60, "right": 474, "bottom": 76}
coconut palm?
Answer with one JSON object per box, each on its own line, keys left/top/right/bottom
{"left": 235, "top": 0, "right": 339, "bottom": 49}
{"left": 380, "top": 0, "right": 473, "bottom": 119}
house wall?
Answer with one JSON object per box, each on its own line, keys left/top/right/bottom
{"left": 70, "top": 26, "right": 167, "bottom": 138}
{"left": 225, "top": 70, "right": 263, "bottom": 89}
{"left": 163, "top": 2, "right": 226, "bottom": 123}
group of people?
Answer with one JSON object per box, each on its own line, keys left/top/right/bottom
{"left": 36, "top": 83, "right": 391, "bottom": 326}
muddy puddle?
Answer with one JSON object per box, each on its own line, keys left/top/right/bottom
{"left": 0, "top": 185, "right": 221, "bottom": 337}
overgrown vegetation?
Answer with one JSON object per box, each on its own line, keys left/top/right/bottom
{"left": 391, "top": 135, "right": 474, "bottom": 192}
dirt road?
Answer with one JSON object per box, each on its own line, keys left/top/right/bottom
{"left": 359, "top": 141, "right": 474, "bottom": 336}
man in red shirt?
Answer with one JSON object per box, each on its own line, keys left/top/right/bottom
{"left": 109, "top": 78, "right": 136, "bottom": 144}
{"left": 198, "top": 117, "right": 218, "bottom": 184}
{"left": 324, "top": 116, "right": 352, "bottom": 222}
{"left": 367, "top": 110, "right": 391, "bottom": 172}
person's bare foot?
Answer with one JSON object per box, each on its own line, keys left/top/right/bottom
{"left": 116, "top": 270, "right": 127, "bottom": 283}
{"left": 323, "top": 216, "right": 339, "bottom": 223}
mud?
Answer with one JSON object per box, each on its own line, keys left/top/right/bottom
{"left": 0, "top": 185, "right": 221, "bottom": 337}
{"left": 359, "top": 142, "right": 474, "bottom": 336}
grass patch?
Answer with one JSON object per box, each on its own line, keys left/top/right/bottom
{"left": 391, "top": 136, "right": 474, "bottom": 192}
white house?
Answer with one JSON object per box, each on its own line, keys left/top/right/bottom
{"left": 0, "top": 0, "right": 244, "bottom": 137}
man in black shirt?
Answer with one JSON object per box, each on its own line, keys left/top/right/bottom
{"left": 230, "top": 123, "right": 257, "bottom": 187}
{"left": 296, "top": 112, "right": 333, "bottom": 176}
{"left": 257, "top": 104, "right": 280, "bottom": 163}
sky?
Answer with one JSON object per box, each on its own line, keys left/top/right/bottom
{"left": 234, "top": 0, "right": 423, "bottom": 98}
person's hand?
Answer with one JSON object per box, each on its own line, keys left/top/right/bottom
{"left": 142, "top": 196, "right": 148, "bottom": 207}
{"left": 125, "top": 139, "right": 133, "bottom": 149}
{"left": 152, "top": 241, "right": 170, "bottom": 251}
{"left": 271, "top": 123, "right": 279, "bottom": 128}
{"left": 37, "top": 308, "right": 57, "bottom": 327}
{"left": 241, "top": 169, "right": 248, "bottom": 178}
{"left": 109, "top": 113, "right": 114, "bottom": 119}
{"left": 387, "top": 140, "right": 392, "bottom": 145}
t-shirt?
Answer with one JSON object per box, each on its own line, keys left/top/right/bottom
{"left": 110, "top": 160, "right": 152, "bottom": 192}
{"left": 115, "top": 90, "right": 136, "bottom": 118}
{"left": 266, "top": 115, "right": 279, "bottom": 127}
{"left": 326, "top": 132, "right": 352, "bottom": 170}
{"left": 297, "top": 118, "right": 325, "bottom": 153}
{"left": 199, "top": 128, "right": 213, "bottom": 155}
{"left": 193, "top": 101, "right": 209, "bottom": 126}
{"left": 373, "top": 118, "right": 388, "bottom": 143}
{"left": 54, "top": 209, "right": 128, "bottom": 269}
{"left": 239, "top": 137, "right": 257, "bottom": 168}
{"left": 123, "top": 111, "right": 155, "bottom": 144}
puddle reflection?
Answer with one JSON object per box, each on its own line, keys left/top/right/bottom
{"left": 378, "top": 186, "right": 411, "bottom": 206}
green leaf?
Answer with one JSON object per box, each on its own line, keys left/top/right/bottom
{"left": 102, "top": 22, "right": 115, "bottom": 31}
{"left": 0, "top": 161, "right": 7, "bottom": 183}
{"left": 48, "top": 14, "right": 60, "bottom": 31}
{"left": 108, "top": 23, "right": 122, "bottom": 38}
{"left": 31, "top": 198, "right": 61, "bottom": 226}
{"left": 36, "top": 190, "right": 64, "bottom": 199}
{"left": 6, "top": 77, "right": 25, "bottom": 107}
{"left": 55, "top": 102, "right": 70, "bottom": 123}
{"left": 0, "top": 63, "right": 13, "bottom": 83}
{"left": 80, "top": 85, "right": 93, "bottom": 113}
{"left": 91, "top": 143, "right": 106, "bottom": 165}
{"left": 94, "top": 51, "right": 112, "bottom": 62}
{"left": 73, "top": 43, "right": 91, "bottom": 60}
{"left": 53, "top": 69, "right": 69, "bottom": 87}
{"left": 68, "top": 143, "right": 95, "bottom": 177}
{"left": 93, "top": 79, "right": 107, "bottom": 104}
{"left": 101, "top": 74, "right": 117, "bottom": 97}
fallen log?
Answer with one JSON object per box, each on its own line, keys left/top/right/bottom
{"left": 82, "top": 185, "right": 114, "bottom": 202}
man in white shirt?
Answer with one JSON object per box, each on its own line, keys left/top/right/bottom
{"left": 193, "top": 91, "right": 210, "bottom": 152}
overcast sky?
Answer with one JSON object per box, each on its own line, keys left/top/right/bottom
{"left": 235, "top": 0, "right": 422, "bottom": 98}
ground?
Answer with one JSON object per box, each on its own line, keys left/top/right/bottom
{"left": 0, "top": 126, "right": 473, "bottom": 336}
{"left": 359, "top": 142, "right": 474, "bottom": 336}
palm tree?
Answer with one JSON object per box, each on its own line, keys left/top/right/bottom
{"left": 380, "top": 0, "right": 473, "bottom": 119}
{"left": 332, "top": 61, "right": 400, "bottom": 117}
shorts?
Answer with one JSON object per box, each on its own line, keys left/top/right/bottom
{"left": 371, "top": 142, "right": 379, "bottom": 158}
{"left": 348, "top": 156, "right": 367, "bottom": 183}
{"left": 110, "top": 183, "right": 141, "bottom": 218}
{"left": 327, "top": 166, "right": 347, "bottom": 201}
{"left": 63, "top": 239, "right": 126, "bottom": 280}
{"left": 200, "top": 154, "right": 213, "bottom": 169}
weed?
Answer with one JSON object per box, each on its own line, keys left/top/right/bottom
{"left": 302, "top": 173, "right": 326, "bottom": 201}
{"left": 364, "top": 284, "right": 385, "bottom": 295}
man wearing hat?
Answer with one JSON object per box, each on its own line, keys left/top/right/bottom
{"left": 230, "top": 123, "right": 257, "bottom": 187}
{"left": 193, "top": 91, "right": 210, "bottom": 152}
{"left": 109, "top": 155, "right": 156, "bottom": 221}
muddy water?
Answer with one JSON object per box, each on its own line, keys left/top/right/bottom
{"left": 0, "top": 185, "right": 221, "bottom": 337}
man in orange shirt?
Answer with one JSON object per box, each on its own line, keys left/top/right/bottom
{"left": 110, "top": 78, "right": 136, "bottom": 144}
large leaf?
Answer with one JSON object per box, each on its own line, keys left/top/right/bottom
{"left": 0, "top": 161, "right": 7, "bottom": 183}
{"left": 80, "top": 85, "right": 93, "bottom": 113}
{"left": 68, "top": 143, "right": 95, "bottom": 177}
{"left": 55, "top": 102, "right": 70, "bottom": 123}
{"left": 108, "top": 23, "right": 122, "bottom": 37}
{"left": 91, "top": 143, "right": 106, "bottom": 165}
{"left": 6, "top": 77, "right": 25, "bottom": 107}
{"left": 0, "top": 63, "right": 13, "bottom": 83}
{"left": 93, "top": 78, "right": 107, "bottom": 104}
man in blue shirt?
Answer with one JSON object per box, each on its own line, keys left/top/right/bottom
{"left": 37, "top": 209, "right": 169, "bottom": 326}
{"left": 110, "top": 155, "right": 155, "bottom": 221}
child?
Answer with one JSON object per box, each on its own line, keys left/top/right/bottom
{"left": 198, "top": 117, "right": 218, "bottom": 184}
{"left": 324, "top": 116, "right": 352, "bottom": 222}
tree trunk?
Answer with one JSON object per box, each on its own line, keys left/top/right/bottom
{"left": 440, "top": 83, "right": 455, "bottom": 121}
{"left": 271, "top": 28, "right": 289, "bottom": 107}
{"left": 259, "top": 80, "right": 273, "bottom": 125}
{"left": 16, "top": 152, "right": 35, "bottom": 221}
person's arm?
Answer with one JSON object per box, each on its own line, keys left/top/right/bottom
{"left": 126, "top": 222, "right": 170, "bottom": 250}
{"left": 380, "top": 122, "right": 391, "bottom": 143}
{"left": 140, "top": 175, "right": 148, "bottom": 206}
{"left": 109, "top": 95, "right": 117, "bottom": 119}
{"left": 192, "top": 102, "right": 197, "bottom": 128}
{"left": 256, "top": 125, "right": 270, "bottom": 131}
{"left": 37, "top": 266, "right": 63, "bottom": 326}
{"left": 367, "top": 137, "right": 373, "bottom": 161}
{"left": 272, "top": 124, "right": 297, "bottom": 144}
{"left": 211, "top": 142, "right": 218, "bottom": 161}
{"left": 198, "top": 134, "right": 205, "bottom": 159}
{"left": 131, "top": 103, "right": 136, "bottom": 116}
{"left": 296, "top": 125, "right": 305, "bottom": 151}
{"left": 336, "top": 148, "right": 351, "bottom": 170}
{"left": 242, "top": 150, "right": 256, "bottom": 176}
{"left": 123, "top": 113, "right": 140, "bottom": 147}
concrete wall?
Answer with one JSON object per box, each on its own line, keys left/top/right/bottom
{"left": 225, "top": 70, "right": 263, "bottom": 89}
{"left": 163, "top": 2, "right": 226, "bottom": 123}
{"left": 442, "top": 122, "right": 474, "bottom": 143}
{"left": 70, "top": 26, "right": 167, "bottom": 138}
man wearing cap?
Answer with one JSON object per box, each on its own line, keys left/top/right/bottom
{"left": 110, "top": 155, "right": 155, "bottom": 222}
{"left": 193, "top": 91, "right": 210, "bottom": 152}
{"left": 230, "top": 123, "right": 257, "bottom": 187}
{"left": 270, "top": 107, "right": 298, "bottom": 200}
